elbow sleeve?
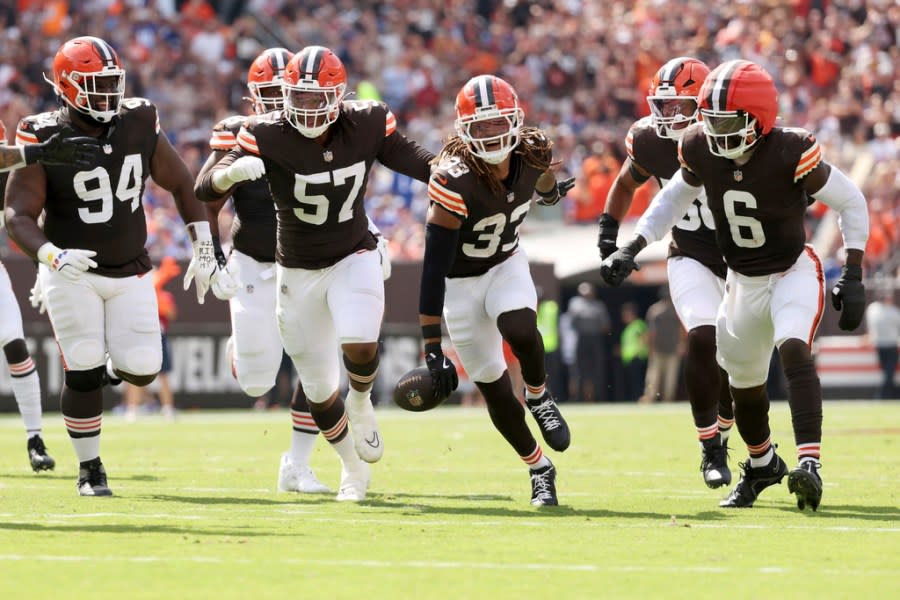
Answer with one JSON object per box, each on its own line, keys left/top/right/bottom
{"left": 812, "top": 167, "right": 869, "bottom": 250}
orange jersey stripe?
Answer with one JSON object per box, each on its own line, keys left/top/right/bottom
{"left": 385, "top": 111, "right": 397, "bottom": 137}
{"left": 237, "top": 130, "right": 260, "bottom": 155}
{"left": 16, "top": 130, "right": 39, "bottom": 144}
{"left": 209, "top": 131, "right": 237, "bottom": 150}
{"left": 794, "top": 146, "right": 822, "bottom": 182}
{"left": 804, "top": 245, "right": 825, "bottom": 346}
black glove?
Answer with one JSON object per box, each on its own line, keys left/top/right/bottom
{"left": 597, "top": 213, "right": 619, "bottom": 259}
{"left": 600, "top": 242, "right": 642, "bottom": 287}
{"left": 424, "top": 342, "right": 459, "bottom": 401}
{"left": 23, "top": 130, "right": 100, "bottom": 169}
{"left": 831, "top": 264, "right": 865, "bottom": 331}
{"left": 536, "top": 177, "right": 575, "bottom": 206}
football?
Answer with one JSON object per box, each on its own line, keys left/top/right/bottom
{"left": 393, "top": 367, "right": 445, "bottom": 412}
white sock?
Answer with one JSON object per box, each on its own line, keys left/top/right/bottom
{"left": 331, "top": 435, "right": 363, "bottom": 469}
{"left": 525, "top": 382, "right": 546, "bottom": 401}
{"left": 345, "top": 387, "right": 372, "bottom": 410}
{"left": 749, "top": 446, "right": 774, "bottom": 468}
{"left": 720, "top": 428, "right": 731, "bottom": 443}
{"left": 289, "top": 430, "right": 317, "bottom": 466}
{"left": 11, "top": 370, "right": 42, "bottom": 438}
{"left": 70, "top": 436, "right": 101, "bottom": 464}
{"left": 530, "top": 455, "right": 552, "bottom": 471}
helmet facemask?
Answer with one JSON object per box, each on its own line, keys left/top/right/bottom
{"left": 455, "top": 107, "right": 524, "bottom": 165}
{"left": 283, "top": 81, "right": 345, "bottom": 138}
{"left": 56, "top": 68, "right": 125, "bottom": 124}
{"left": 248, "top": 81, "right": 285, "bottom": 114}
{"left": 647, "top": 90, "right": 699, "bottom": 140}
{"left": 700, "top": 110, "right": 760, "bottom": 159}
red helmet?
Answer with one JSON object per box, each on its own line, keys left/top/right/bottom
{"left": 282, "top": 46, "right": 347, "bottom": 138}
{"left": 647, "top": 57, "right": 710, "bottom": 140}
{"left": 247, "top": 47, "right": 294, "bottom": 114}
{"left": 50, "top": 36, "right": 125, "bottom": 123}
{"left": 455, "top": 75, "right": 524, "bottom": 164}
{"left": 698, "top": 60, "right": 778, "bottom": 159}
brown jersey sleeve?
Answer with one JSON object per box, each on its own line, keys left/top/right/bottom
{"left": 792, "top": 130, "right": 822, "bottom": 182}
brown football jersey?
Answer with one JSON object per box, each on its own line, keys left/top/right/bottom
{"left": 16, "top": 100, "right": 160, "bottom": 277}
{"left": 232, "top": 100, "right": 433, "bottom": 269}
{"left": 627, "top": 116, "right": 725, "bottom": 278}
{"left": 678, "top": 123, "right": 822, "bottom": 276}
{"left": 209, "top": 115, "right": 276, "bottom": 263}
{"left": 428, "top": 134, "right": 551, "bottom": 278}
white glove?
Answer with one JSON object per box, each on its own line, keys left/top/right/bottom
{"left": 36, "top": 242, "right": 97, "bottom": 282}
{"left": 211, "top": 156, "right": 265, "bottom": 191}
{"left": 183, "top": 221, "right": 217, "bottom": 304}
{"left": 29, "top": 271, "right": 46, "bottom": 314}
{"left": 211, "top": 260, "right": 241, "bottom": 300}
{"left": 376, "top": 235, "right": 391, "bottom": 280}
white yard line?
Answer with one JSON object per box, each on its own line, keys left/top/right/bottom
{"left": 0, "top": 553, "right": 897, "bottom": 576}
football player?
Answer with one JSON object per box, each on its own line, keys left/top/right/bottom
{"left": 1, "top": 118, "right": 100, "bottom": 472}
{"left": 601, "top": 60, "right": 869, "bottom": 511}
{"left": 597, "top": 58, "right": 736, "bottom": 489}
{"left": 197, "top": 48, "right": 330, "bottom": 494}
{"left": 196, "top": 46, "right": 434, "bottom": 501}
{"left": 418, "top": 75, "right": 574, "bottom": 506}
{"left": 4, "top": 36, "right": 238, "bottom": 496}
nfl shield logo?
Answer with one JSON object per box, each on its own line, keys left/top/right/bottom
{"left": 733, "top": 170, "right": 743, "bottom": 182}
{"left": 507, "top": 192, "right": 515, "bottom": 203}
{"left": 103, "top": 144, "right": 113, "bottom": 154}
{"left": 323, "top": 150, "right": 333, "bottom": 162}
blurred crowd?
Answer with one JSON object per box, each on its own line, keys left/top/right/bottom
{"left": 1, "top": 0, "right": 898, "bottom": 274}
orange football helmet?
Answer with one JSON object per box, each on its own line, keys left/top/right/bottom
{"left": 698, "top": 60, "right": 778, "bottom": 159}
{"left": 647, "top": 57, "right": 710, "bottom": 140}
{"left": 282, "top": 46, "right": 347, "bottom": 138}
{"left": 49, "top": 36, "right": 125, "bottom": 124}
{"left": 247, "top": 47, "right": 294, "bottom": 114}
{"left": 455, "top": 75, "right": 524, "bottom": 164}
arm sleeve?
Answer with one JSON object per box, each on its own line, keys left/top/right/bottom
{"left": 633, "top": 169, "right": 703, "bottom": 245}
{"left": 377, "top": 111, "right": 435, "bottom": 184}
{"left": 418, "top": 223, "right": 459, "bottom": 317}
{"left": 195, "top": 148, "right": 244, "bottom": 202}
{"left": 810, "top": 166, "right": 869, "bottom": 251}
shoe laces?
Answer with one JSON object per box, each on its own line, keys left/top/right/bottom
{"left": 529, "top": 399, "right": 561, "bottom": 431}
{"left": 531, "top": 469, "right": 554, "bottom": 501}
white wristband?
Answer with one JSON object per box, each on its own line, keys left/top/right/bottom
{"left": 186, "top": 221, "right": 212, "bottom": 243}
{"left": 36, "top": 241, "right": 64, "bottom": 267}
{"left": 211, "top": 169, "right": 237, "bottom": 193}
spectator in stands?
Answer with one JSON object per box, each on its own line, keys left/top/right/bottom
{"left": 864, "top": 289, "right": 900, "bottom": 400}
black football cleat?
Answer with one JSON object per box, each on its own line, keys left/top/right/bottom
{"left": 700, "top": 435, "right": 731, "bottom": 489}
{"left": 719, "top": 453, "right": 788, "bottom": 508}
{"left": 77, "top": 458, "right": 113, "bottom": 497}
{"left": 530, "top": 463, "right": 559, "bottom": 506}
{"left": 27, "top": 435, "right": 56, "bottom": 472}
{"left": 788, "top": 460, "right": 823, "bottom": 512}
{"left": 526, "top": 391, "right": 571, "bottom": 452}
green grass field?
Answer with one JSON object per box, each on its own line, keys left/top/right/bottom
{"left": 1, "top": 402, "right": 898, "bottom": 599}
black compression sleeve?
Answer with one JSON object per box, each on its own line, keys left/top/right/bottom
{"left": 419, "top": 223, "right": 460, "bottom": 316}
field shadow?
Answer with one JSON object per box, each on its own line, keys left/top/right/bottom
{"left": 776, "top": 503, "right": 900, "bottom": 522}
{"left": 141, "top": 493, "right": 324, "bottom": 506}
{"left": 0, "top": 521, "right": 291, "bottom": 538}
{"left": 361, "top": 493, "right": 729, "bottom": 521}
{"left": 0, "top": 472, "right": 160, "bottom": 482}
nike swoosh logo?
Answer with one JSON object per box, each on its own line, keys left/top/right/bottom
{"left": 442, "top": 359, "right": 450, "bottom": 369}
{"left": 365, "top": 432, "right": 381, "bottom": 448}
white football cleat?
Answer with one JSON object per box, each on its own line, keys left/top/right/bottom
{"left": 336, "top": 461, "right": 371, "bottom": 502}
{"left": 345, "top": 395, "right": 384, "bottom": 463}
{"left": 277, "top": 453, "right": 331, "bottom": 494}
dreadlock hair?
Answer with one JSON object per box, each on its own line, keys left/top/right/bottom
{"left": 431, "top": 126, "right": 556, "bottom": 195}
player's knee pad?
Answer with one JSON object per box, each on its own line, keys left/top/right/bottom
{"left": 65, "top": 366, "right": 107, "bottom": 392}
{"left": 65, "top": 339, "right": 106, "bottom": 372}
{"left": 3, "top": 339, "right": 30, "bottom": 365}
{"left": 467, "top": 359, "right": 506, "bottom": 386}
{"left": 119, "top": 345, "right": 162, "bottom": 378}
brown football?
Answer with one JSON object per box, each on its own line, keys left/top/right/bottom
{"left": 393, "top": 367, "right": 444, "bottom": 412}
